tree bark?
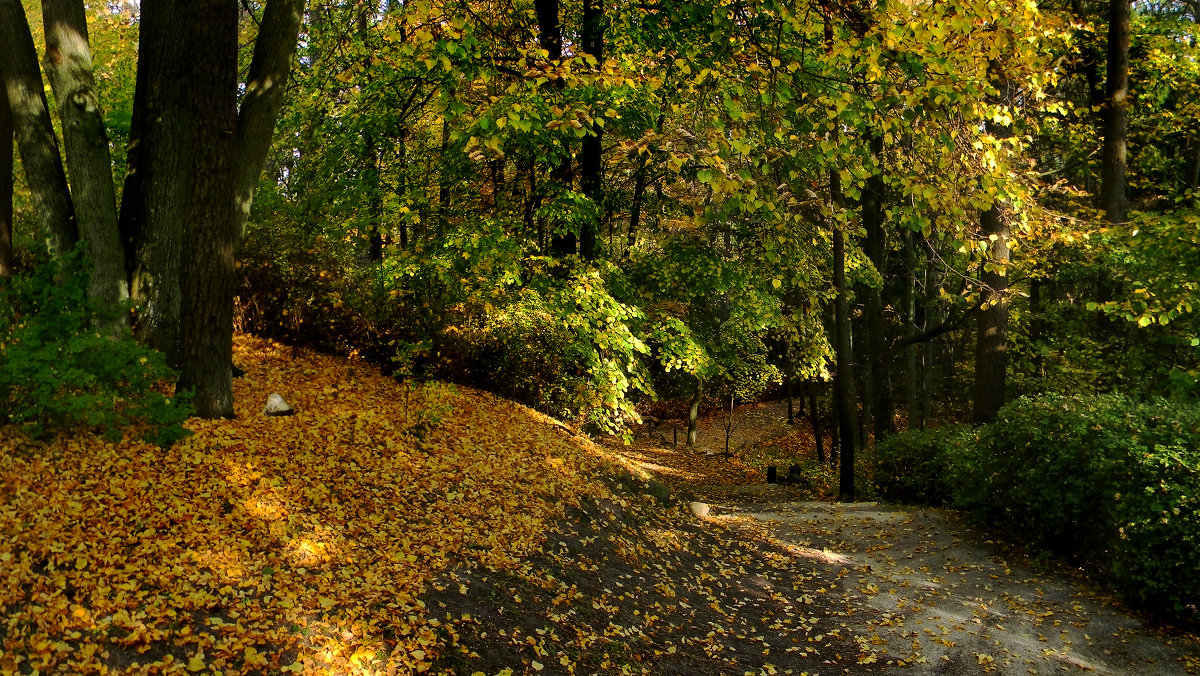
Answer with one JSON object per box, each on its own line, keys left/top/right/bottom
{"left": 1, "top": 73, "right": 12, "bottom": 280}
{"left": 578, "top": 0, "right": 604, "bottom": 261}
{"left": 42, "top": 0, "right": 128, "bottom": 321}
{"left": 832, "top": 172, "right": 856, "bottom": 500}
{"left": 120, "top": 0, "right": 191, "bottom": 359}
{"left": 1099, "top": 0, "right": 1131, "bottom": 224}
{"left": 177, "top": 0, "right": 239, "bottom": 419}
{"left": 534, "top": 0, "right": 577, "bottom": 257}
{"left": 0, "top": 0, "right": 78, "bottom": 258}
{"left": 808, "top": 380, "right": 824, "bottom": 465}
{"left": 972, "top": 203, "right": 1010, "bottom": 424}
{"left": 861, "top": 132, "right": 894, "bottom": 442}
{"left": 686, "top": 375, "right": 703, "bottom": 450}
{"left": 233, "top": 0, "right": 304, "bottom": 253}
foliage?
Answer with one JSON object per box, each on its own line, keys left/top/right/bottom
{"left": 0, "top": 259, "right": 191, "bottom": 445}
{"left": 963, "top": 394, "right": 1200, "bottom": 619}
{"left": 873, "top": 425, "right": 974, "bottom": 507}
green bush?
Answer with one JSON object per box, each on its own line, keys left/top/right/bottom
{"left": 873, "top": 425, "right": 973, "bottom": 506}
{"left": 0, "top": 259, "right": 193, "bottom": 446}
{"left": 966, "top": 394, "right": 1200, "bottom": 619}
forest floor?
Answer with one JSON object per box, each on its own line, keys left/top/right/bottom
{"left": 2, "top": 339, "right": 1198, "bottom": 675}
{"left": 431, "top": 400, "right": 1200, "bottom": 676}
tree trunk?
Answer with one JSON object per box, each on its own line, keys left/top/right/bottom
{"left": 578, "top": 0, "right": 603, "bottom": 261}
{"left": 233, "top": 0, "right": 304, "bottom": 253}
{"left": 686, "top": 375, "right": 703, "bottom": 450}
{"left": 534, "top": 0, "right": 577, "bottom": 257}
{"left": 120, "top": 0, "right": 191, "bottom": 360}
{"left": 861, "top": 132, "right": 894, "bottom": 442}
{"left": 177, "top": 0, "right": 239, "bottom": 419}
{"left": 0, "top": 0, "right": 78, "bottom": 258}
{"left": 904, "top": 231, "right": 918, "bottom": 430}
{"left": 784, "top": 344, "right": 795, "bottom": 425}
{"left": 808, "top": 380, "right": 824, "bottom": 464}
{"left": 832, "top": 176, "right": 856, "bottom": 501}
{"left": 1099, "top": 0, "right": 1131, "bottom": 224}
{"left": 42, "top": 0, "right": 127, "bottom": 321}
{"left": 972, "top": 203, "right": 1010, "bottom": 424}
{"left": 1, "top": 77, "right": 12, "bottom": 280}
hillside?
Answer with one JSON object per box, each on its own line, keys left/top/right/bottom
{"left": 2, "top": 336, "right": 1197, "bottom": 675}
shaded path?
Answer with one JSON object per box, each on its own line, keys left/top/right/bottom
{"left": 617, "top": 400, "right": 1200, "bottom": 674}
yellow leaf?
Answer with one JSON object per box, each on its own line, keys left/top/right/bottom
{"left": 188, "top": 655, "right": 206, "bottom": 671}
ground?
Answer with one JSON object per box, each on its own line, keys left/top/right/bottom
{"left": 1, "top": 340, "right": 1197, "bottom": 675}
{"left": 427, "top": 399, "right": 1200, "bottom": 676}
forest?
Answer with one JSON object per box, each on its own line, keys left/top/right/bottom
{"left": 2, "top": 0, "right": 1199, "bottom": 673}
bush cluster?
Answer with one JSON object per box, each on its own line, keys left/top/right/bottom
{"left": 875, "top": 394, "right": 1200, "bottom": 620}
{"left": 873, "top": 424, "right": 973, "bottom": 506}
{"left": 0, "top": 260, "right": 192, "bottom": 446}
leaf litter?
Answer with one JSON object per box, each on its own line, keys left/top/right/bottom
{"left": 2, "top": 338, "right": 1198, "bottom": 674}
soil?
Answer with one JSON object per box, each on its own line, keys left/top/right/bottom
{"left": 424, "top": 401, "right": 1200, "bottom": 675}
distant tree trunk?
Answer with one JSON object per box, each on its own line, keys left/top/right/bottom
{"left": 861, "top": 131, "right": 894, "bottom": 442}
{"left": 1, "top": 78, "right": 12, "bottom": 280}
{"left": 439, "top": 115, "right": 452, "bottom": 238}
{"left": 1099, "top": 0, "right": 1131, "bottom": 224}
{"left": 535, "top": 0, "right": 576, "bottom": 257}
{"left": 578, "top": 0, "right": 603, "bottom": 261}
{"left": 176, "top": 0, "right": 239, "bottom": 419}
{"left": 686, "top": 375, "right": 703, "bottom": 450}
{"left": 42, "top": 0, "right": 127, "bottom": 321}
{"left": 808, "top": 381, "right": 824, "bottom": 464}
{"left": 232, "top": 0, "right": 304, "bottom": 253}
{"left": 972, "top": 203, "right": 1010, "bottom": 424}
{"left": 0, "top": 0, "right": 78, "bottom": 258}
{"left": 784, "top": 344, "right": 795, "bottom": 425}
{"left": 904, "top": 231, "right": 919, "bottom": 429}
{"left": 119, "top": 0, "right": 191, "bottom": 360}
{"left": 833, "top": 176, "right": 856, "bottom": 500}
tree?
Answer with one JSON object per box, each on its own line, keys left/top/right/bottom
{"left": 3, "top": 0, "right": 303, "bottom": 418}
{"left": 1100, "top": 0, "right": 1131, "bottom": 224}
{"left": 1, "top": 65, "right": 12, "bottom": 280}
{"left": 42, "top": 0, "right": 128, "bottom": 323}
{"left": 0, "top": 0, "right": 78, "bottom": 259}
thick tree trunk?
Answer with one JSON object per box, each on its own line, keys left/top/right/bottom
{"left": 578, "top": 0, "right": 604, "bottom": 261}
{"left": 1099, "top": 0, "right": 1131, "bottom": 224}
{"left": 120, "top": 0, "right": 191, "bottom": 360}
{"left": 42, "top": 0, "right": 128, "bottom": 320}
{"left": 233, "top": 0, "right": 304, "bottom": 253}
{"left": 972, "top": 204, "right": 1010, "bottom": 424}
{"left": 177, "top": 0, "right": 239, "bottom": 419}
{"left": 0, "top": 0, "right": 78, "bottom": 258}
{"left": 1, "top": 78, "right": 12, "bottom": 279}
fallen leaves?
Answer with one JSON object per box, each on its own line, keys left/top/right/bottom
{"left": 0, "top": 335, "right": 618, "bottom": 675}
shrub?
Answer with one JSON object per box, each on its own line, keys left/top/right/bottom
{"left": 1106, "top": 402, "right": 1200, "bottom": 617}
{"left": 873, "top": 425, "right": 973, "bottom": 506}
{"left": 965, "top": 394, "right": 1200, "bottom": 619}
{"left": 0, "top": 259, "right": 193, "bottom": 446}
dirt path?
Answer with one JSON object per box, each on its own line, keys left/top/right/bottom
{"left": 620, "top": 400, "right": 1200, "bottom": 674}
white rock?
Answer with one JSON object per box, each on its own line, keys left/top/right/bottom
{"left": 689, "top": 501, "right": 710, "bottom": 518}
{"left": 263, "top": 393, "right": 295, "bottom": 416}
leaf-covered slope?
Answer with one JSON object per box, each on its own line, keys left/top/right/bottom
{"left": 0, "top": 335, "right": 622, "bottom": 674}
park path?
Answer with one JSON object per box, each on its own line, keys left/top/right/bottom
{"left": 617, "top": 400, "right": 1200, "bottom": 674}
